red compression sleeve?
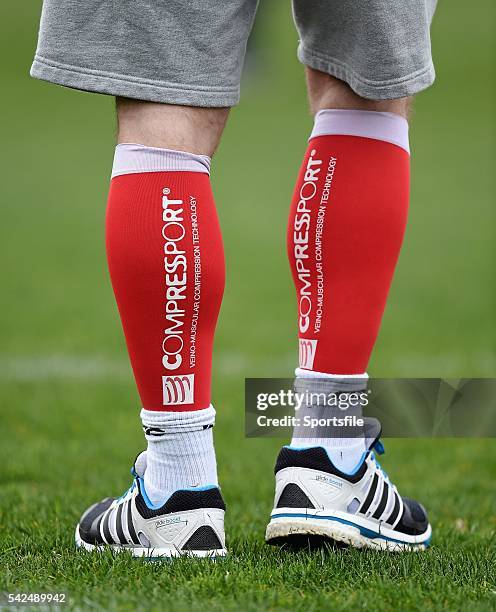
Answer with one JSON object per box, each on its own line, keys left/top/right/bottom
{"left": 106, "top": 152, "right": 224, "bottom": 411}
{"left": 288, "top": 110, "right": 410, "bottom": 374}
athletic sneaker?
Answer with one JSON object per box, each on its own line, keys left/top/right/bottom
{"left": 75, "top": 452, "right": 227, "bottom": 558}
{"left": 265, "top": 434, "right": 431, "bottom": 551}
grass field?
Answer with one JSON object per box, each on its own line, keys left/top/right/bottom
{"left": 1, "top": 1, "right": 495, "bottom": 610}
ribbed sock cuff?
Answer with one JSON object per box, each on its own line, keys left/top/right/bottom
{"left": 294, "top": 368, "right": 368, "bottom": 395}
{"left": 141, "top": 405, "right": 216, "bottom": 439}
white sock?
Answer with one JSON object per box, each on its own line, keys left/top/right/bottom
{"left": 290, "top": 368, "right": 368, "bottom": 474}
{"left": 141, "top": 405, "right": 218, "bottom": 505}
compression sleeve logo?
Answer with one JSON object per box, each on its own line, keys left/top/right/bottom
{"left": 292, "top": 149, "right": 322, "bottom": 334}
{"left": 161, "top": 186, "right": 195, "bottom": 405}
{"left": 161, "top": 187, "right": 187, "bottom": 371}
{"left": 299, "top": 338, "right": 318, "bottom": 369}
{"left": 162, "top": 374, "right": 195, "bottom": 405}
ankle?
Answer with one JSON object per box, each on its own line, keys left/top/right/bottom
{"left": 141, "top": 407, "right": 218, "bottom": 505}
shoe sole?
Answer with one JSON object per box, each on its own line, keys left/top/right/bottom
{"left": 75, "top": 525, "right": 227, "bottom": 559}
{"left": 265, "top": 510, "right": 431, "bottom": 552}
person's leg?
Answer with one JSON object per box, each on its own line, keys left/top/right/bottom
{"left": 266, "top": 0, "right": 436, "bottom": 551}
{"left": 287, "top": 72, "right": 411, "bottom": 471}
{"left": 282, "top": 0, "right": 437, "bottom": 472}
{"left": 107, "top": 100, "right": 228, "bottom": 505}
{"left": 31, "top": 0, "right": 258, "bottom": 556}
{"left": 116, "top": 99, "right": 229, "bottom": 155}
{"left": 267, "top": 76, "right": 431, "bottom": 549}
{"left": 73, "top": 101, "right": 230, "bottom": 555}
{"left": 305, "top": 69, "right": 411, "bottom": 118}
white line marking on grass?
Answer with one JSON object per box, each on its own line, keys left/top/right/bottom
{"left": 216, "top": 351, "right": 296, "bottom": 377}
{"left": 0, "top": 352, "right": 298, "bottom": 381}
{"left": 4, "top": 351, "right": 486, "bottom": 382}
{"left": 0, "top": 355, "right": 131, "bottom": 381}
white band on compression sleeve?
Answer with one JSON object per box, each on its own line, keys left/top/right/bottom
{"left": 310, "top": 109, "right": 410, "bottom": 154}
{"left": 111, "top": 143, "right": 211, "bottom": 178}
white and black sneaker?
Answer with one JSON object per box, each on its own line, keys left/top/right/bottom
{"left": 265, "top": 435, "right": 431, "bottom": 551}
{"left": 75, "top": 452, "right": 227, "bottom": 559}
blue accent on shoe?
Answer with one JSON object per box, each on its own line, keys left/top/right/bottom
{"left": 270, "top": 512, "right": 430, "bottom": 546}
{"left": 138, "top": 477, "right": 219, "bottom": 510}
{"left": 138, "top": 477, "right": 166, "bottom": 510}
{"left": 116, "top": 481, "right": 136, "bottom": 503}
{"left": 373, "top": 440, "right": 385, "bottom": 455}
{"left": 284, "top": 445, "right": 367, "bottom": 476}
{"left": 340, "top": 451, "right": 368, "bottom": 476}
{"left": 370, "top": 451, "right": 390, "bottom": 482}
{"left": 182, "top": 485, "right": 218, "bottom": 492}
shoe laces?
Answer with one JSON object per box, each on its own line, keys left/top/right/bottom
{"left": 370, "top": 438, "right": 390, "bottom": 483}
{"left": 115, "top": 478, "right": 136, "bottom": 505}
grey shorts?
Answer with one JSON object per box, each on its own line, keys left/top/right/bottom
{"left": 31, "top": 0, "right": 437, "bottom": 106}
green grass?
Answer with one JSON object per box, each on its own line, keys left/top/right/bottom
{"left": 0, "top": 0, "right": 495, "bottom": 610}
{"left": 1, "top": 395, "right": 496, "bottom": 610}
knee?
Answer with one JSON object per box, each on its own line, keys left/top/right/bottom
{"left": 306, "top": 68, "right": 412, "bottom": 119}
{"left": 116, "top": 98, "right": 230, "bottom": 157}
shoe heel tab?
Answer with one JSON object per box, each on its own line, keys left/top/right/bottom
{"left": 166, "top": 486, "right": 226, "bottom": 512}
{"left": 136, "top": 484, "right": 226, "bottom": 518}
{"left": 275, "top": 446, "right": 367, "bottom": 483}
{"left": 275, "top": 446, "right": 332, "bottom": 474}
